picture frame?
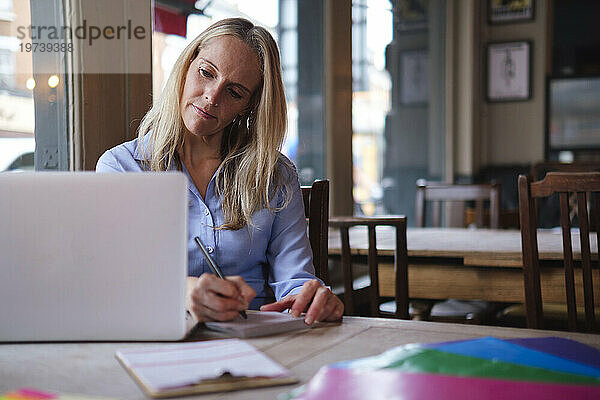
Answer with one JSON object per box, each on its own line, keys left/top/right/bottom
{"left": 397, "top": 0, "right": 428, "bottom": 32}
{"left": 486, "top": 41, "right": 531, "bottom": 102}
{"left": 400, "top": 49, "right": 429, "bottom": 105}
{"left": 488, "top": 0, "right": 534, "bottom": 24}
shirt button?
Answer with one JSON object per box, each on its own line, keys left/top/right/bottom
{"left": 188, "top": 200, "right": 193, "bottom": 207}
{"left": 206, "top": 246, "right": 214, "bottom": 253}
{"left": 204, "top": 208, "right": 210, "bottom": 216}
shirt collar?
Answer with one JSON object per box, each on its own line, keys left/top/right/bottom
{"left": 133, "top": 137, "right": 199, "bottom": 196}
{"left": 132, "top": 137, "right": 153, "bottom": 161}
{"left": 133, "top": 136, "right": 219, "bottom": 199}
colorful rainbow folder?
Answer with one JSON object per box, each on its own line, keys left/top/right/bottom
{"left": 285, "top": 336, "right": 600, "bottom": 400}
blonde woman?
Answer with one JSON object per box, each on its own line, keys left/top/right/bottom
{"left": 96, "top": 18, "right": 343, "bottom": 324}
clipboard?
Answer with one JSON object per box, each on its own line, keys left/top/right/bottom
{"left": 115, "top": 339, "right": 298, "bottom": 398}
{"left": 116, "top": 363, "right": 298, "bottom": 398}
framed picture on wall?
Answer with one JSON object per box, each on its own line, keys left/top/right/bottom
{"left": 486, "top": 41, "right": 531, "bottom": 102}
{"left": 489, "top": 0, "right": 534, "bottom": 24}
{"left": 400, "top": 49, "right": 429, "bottom": 105}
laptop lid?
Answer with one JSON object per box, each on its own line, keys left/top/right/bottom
{"left": 0, "top": 172, "right": 188, "bottom": 341}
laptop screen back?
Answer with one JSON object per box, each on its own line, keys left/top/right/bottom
{"left": 0, "top": 172, "right": 188, "bottom": 341}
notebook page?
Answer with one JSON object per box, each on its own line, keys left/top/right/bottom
{"left": 116, "top": 339, "right": 290, "bottom": 391}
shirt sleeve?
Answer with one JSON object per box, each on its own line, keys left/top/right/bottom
{"left": 95, "top": 150, "right": 125, "bottom": 172}
{"left": 266, "top": 165, "right": 324, "bottom": 300}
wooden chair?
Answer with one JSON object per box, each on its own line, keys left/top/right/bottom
{"left": 518, "top": 172, "right": 600, "bottom": 332}
{"left": 530, "top": 161, "right": 600, "bottom": 181}
{"left": 301, "top": 180, "right": 329, "bottom": 284}
{"left": 328, "top": 216, "right": 409, "bottom": 319}
{"left": 414, "top": 179, "right": 502, "bottom": 323}
{"left": 530, "top": 161, "right": 600, "bottom": 230}
{"left": 415, "top": 180, "right": 501, "bottom": 229}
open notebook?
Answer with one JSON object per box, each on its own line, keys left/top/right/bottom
{"left": 116, "top": 339, "right": 297, "bottom": 398}
{"left": 204, "top": 310, "right": 309, "bottom": 338}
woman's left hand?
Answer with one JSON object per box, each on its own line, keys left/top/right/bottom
{"left": 260, "top": 279, "right": 344, "bottom": 325}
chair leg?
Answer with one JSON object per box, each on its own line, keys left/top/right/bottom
{"left": 410, "top": 300, "right": 433, "bottom": 321}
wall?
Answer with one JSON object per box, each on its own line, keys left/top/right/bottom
{"left": 382, "top": 0, "right": 444, "bottom": 218}
{"left": 478, "top": 0, "right": 549, "bottom": 167}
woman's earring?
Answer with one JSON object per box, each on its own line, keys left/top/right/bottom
{"left": 246, "top": 110, "right": 255, "bottom": 130}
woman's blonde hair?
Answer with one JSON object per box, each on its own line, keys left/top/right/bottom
{"left": 137, "top": 18, "right": 291, "bottom": 230}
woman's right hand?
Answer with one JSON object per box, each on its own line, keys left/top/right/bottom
{"left": 186, "top": 274, "right": 256, "bottom": 322}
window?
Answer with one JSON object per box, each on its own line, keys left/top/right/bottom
{"left": 0, "top": 46, "right": 15, "bottom": 89}
{"left": 279, "top": 0, "right": 325, "bottom": 185}
{"left": 0, "top": 0, "right": 34, "bottom": 172}
{"left": 379, "top": 0, "right": 447, "bottom": 221}
{"left": 352, "top": 0, "right": 392, "bottom": 215}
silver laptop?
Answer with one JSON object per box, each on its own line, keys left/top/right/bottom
{"left": 0, "top": 172, "right": 189, "bottom": 341}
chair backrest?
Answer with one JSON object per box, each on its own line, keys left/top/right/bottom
{"left": 530, "top": 161, "right": 600, "bottom": 229}
{"left": 530, "top": 161, "right": 600, "bottom": 181}
{"left": 328, "top": 216, "right": 409, "bottom": 319}
{"left": 518, "top": 172, "right": 600, "bottom": 332}
{"left": 415, "top": 180, "right": 501, "bottom": 229}
{"left": 301, "top": 180, "right": 329, "bottom": 284}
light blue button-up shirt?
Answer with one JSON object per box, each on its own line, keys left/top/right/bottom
{"left": 96, "top": 138, "right": 319, "bottom": 309}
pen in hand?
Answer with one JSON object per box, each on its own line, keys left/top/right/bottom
{"left": 194, "top": 236, "right": 248, "bottom": 319}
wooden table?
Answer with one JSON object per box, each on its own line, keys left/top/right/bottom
{"left": 1, "top": 318, "right": 599, "bottom": 399}
{"left": 328, "top": 227, "right": 599, "bottom": 305}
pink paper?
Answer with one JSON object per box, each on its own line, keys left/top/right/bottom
{"left": 295, "top": 368, "right": 600, "bottom": 400}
